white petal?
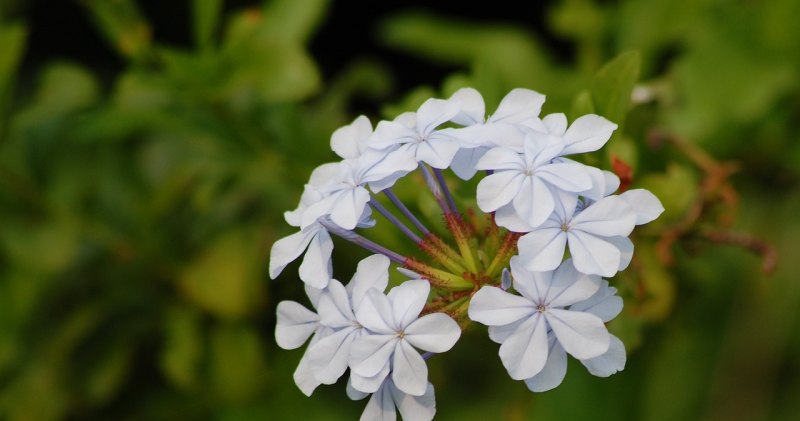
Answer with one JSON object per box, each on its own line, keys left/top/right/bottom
{"left": 332, "top": 115, "right": 372, "bottom": 159}
{"left": 570, "top": 281, "right": 623, "bottom": 322}
{"left": 415, "top": 134, "right": 461, "bottom": 168}
{"left": 347, "top": 376, "right": 370, "bottom": 401}
{"left": 416, "top": 98, "right": 460, "bottom": 136}
{"left": 356, "top": 289, "right": 397, "bottom": 334}
{"left": 536, "top": 163, "right": 593, "bottom": 193}
{"left": 513, "top": 176, "right": 555, "bottom": 228}
{"left": 499, "top": 314, "right": 549, "bottom": 380}
{"left": 571, "top": 195, "right": 636, "bottom": 237}
{"left": 317, "top": 279, "right": 355, "bottom": 328}
{"left": 567, "top": 230, "right": 621, "bottom": 277}
{"left": 494, "top": 203, "right": 535, "bottom": 232}
{"left": 268, "top": 229, "right": 315, "bottom": 279}
{"left": 370, "top": 120, "right": 419, "bottom": 149}
{"left": 448, "top": 87, "right": 485, "bottom": 126}
{"left": 294, "top": 352, "right": 323, "bottom": 396}
{"left": 580, "top": 335, "right": 626, "bottom": 377}
{"left": 275, "top": 300, "right": 319, "bottom": 349}
{"left": 449, "top": 146, "right": 488, "bottom": 180}
{"left": 605, "top": 235, "right": 634, "bottom": 271}
{"left": 524, "top": 339, "right": 567, "bottom": 392}
{"left": 351, "top": 363, "right": 391, "bottom": 394}
{"left": 517, "top": 228, "right": 567, "bottom": 273}
{"left": 309, "top": 162, "right": 345, "bottom": 187}
{"left": 351, "top": 334, "right": 399, "bottom": 377}
{"left": 509, "top": 257, "right": 547, "bottom": 303}
{"left": 620, "top": 188, "right": 665, "bottom": 225}
{"left": 561, "top": 114, "right": 617, "bottom": 155}
{"left": 468, "top": 286, "right": 535, "bottom": 326}
{"left": 306, "top": 326, "right": 358, "bottom": 384}
{"left": 392, "top": 340, "right": 429, "bottom": 396}
{"left": 404, "top": 313, "right": 461, "bottom": 352}
{"left": 391, "top": 380, "right": 436, "bottom": 421}
{"left": 488, "top": 319, "right": 524, "bottom": 344}
{"left": 545, "top": 259, "right": 602, "bottom": 308}
{"left": 360, "top": 147, "right": 419, "bottom": 187}
{"left": 545, "top": 308, "right": 610, "bottom": 360}
{"left": 360, "top": 379, "right": 396, "bottom": 421}
{"left": 348, "top": 254, "right": 390, "bottom": 307}
{"left": 476, "top": 171, "right": 525, "bottom": 213}
{"left": 298, "top": 229, "right": 334, "bottom": 288}
{"left": 489, "top": 88, "right": 546, "bottom": 124}
{"left": 387, "top": 279, "right": 429, "bottom": 330}
{"left": 542, "top": 113, "right": 568, "bottom": 135}
{"left": 330, "top": 187, "right": 371, "bottom": 231}
{"left": 475, "top": 146, "right": 525, "bottom": 171}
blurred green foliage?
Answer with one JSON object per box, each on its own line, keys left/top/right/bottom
{"left": 1, "top": 0, "right": 799, "bottom": 420}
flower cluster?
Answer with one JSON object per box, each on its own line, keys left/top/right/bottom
{"left": 271, "top": 87, "right": 663, "bottom": 420}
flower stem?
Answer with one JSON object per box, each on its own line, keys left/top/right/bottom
{"left": 433, "top": 168, "right": 458, "bottom": 213}
{"left": 419, "top": 165, "right": 450, "bottom": 214}
{"left": 383, "top": 189, "right": 431, "bottom": 236}
{"left": 369, "top": 198, "right": 422, "bottom": 244}
{"left": 319, "top": 218, "right": 407, "bottom": 264}
{"left": 404, "top": 258, "right": 473, "bottom": 291}
{"left": 485, "top": 231, "right": 522, "bottom": 279}
{"left": 444, "top": 212, "right": 479, "bottom": 273}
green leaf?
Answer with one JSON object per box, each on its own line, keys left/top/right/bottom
{"left": 81, "top": 0, "right": 152, "bottom": 61}
{"left": 590, "top": 50, "right": 640, "bottom": 125}
{"left": 178, "top": 230, "right": 266, "bottom": 319}
{"left": 208, "top": 323, "right": 268, "bottom": 402}
{"left": 160, "top": 306, "right": 204, "bottom": 391}
{"left": 0, "top": 22, "right": 27, "bottom": 130}
{"left": 260, "top": 0, "right": 330, "bottom": 44}
{"left": 569, "top": 90, "right": 595, "bottom": 121}
{"left": 193, "top": 0, "right": 223, "bottom": 49}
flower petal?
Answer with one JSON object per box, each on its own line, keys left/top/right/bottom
{"left": 268, "top": 229, "right": 315, "bottom": 279}
{"left": 332, "top": 115, "right": 372, "bottom": 159}
{"left": 561, "top": 114, "right": 617, "bottom": 155}
{"left": 294, "top": 352, "right": 323, "bottom": 396}
{"left": 415, "top": 133, "right": 460, "bottom": 168}
{"left": 513, "top": 176, "right": 555, "bottom": 228}
{"left": 499, "top": 313, "right": 549, "bottom": 380}
{"left": 275, "top": 300, "right": 319, "bottom": 349}
{"left": 416, "top": 98, "right": 460, "bottom": 136}
{"left": 359, "top": 379, "right": 396, "bottom": 421}
{"left": 542, "top": 113, "right": 568, "bottom": 135}
{"left": 468, "top": 286, "right": 535, "bottom": 326}
{"left": 536, "top": 162, "right": 593, "bottom": 193}
{"left": 405, "top": 313, "right": 461, "bottom": 353}
{"left": 567, "top": 230, "right": 621, "bottom": 277}
{"left": 449, "top": 146, "right": 488, "bottom": 180}
{"left": 330, "top": 187, "right": 371, "bottom": 231}
{"left": 475, "top": 147, "right": 525, "bottom": 171}
{"left": 489, "top": 88, "right": 546, "bottom": 124}
{"left": 391, "top": 380, "right": 436, "bottom": 421}
{"left": 571, "top": 195, "right": 636, "bottom": 237}
{"left": 370, "top": 120, "right": 418, "bottom": 149}
{"left": 488, "top": 319, "right": 524, "bottom": 344}
{"left": 476, "top": 171, "right": 525, "bottom": 213}
{"left": 517, "top": 228, "right": 567, "bottom": 273}
{"left": 392, "top": 340, "right": 429, "bottom": 396}
{"left": 545, "top": 308, "right": 610, "bottom": 360}
{"left": 545, "top": 259, "right": 602, "bottom": 308}
{"left": 569, "top": 281, "right": 623, "bottom": 322}
{"left": 524, "top": 339, "right": 568, "bottom": 392}
{"left": 494, "top": 203, "right": 535, "bottom": 232}
{"left": 298, "top": 229, "right": 334, "bottom": 288}
{"left": 606, "top": 235, "right": 634, "bottom": 271}
{"left": 351, "top": 363, "right": 391, "bottom": 395}
{"left": 449, "top": 87, "right": 485, "bottom": 126}
{"left": 350, "top": 334, "right": 399, "bottom": 377}
{"left": 356, "top": 289, "right": 397, "bottom": 334}
{"left": 387, "top": 279, "right": 429, "bottom": 330}
{"left": 348, "top": 254, "right": 390, "bottom": 306}
{"left": 620, "top": 188, "right": 664, "bottom": 225}
{"left": 580, "top": 334, "right": 626, "bottom": 377}
{"left": 317, "top": 279, "right": 355, "bottom": 328}
{"left": 306, "top": 326, "right": 359, "bottom": 384}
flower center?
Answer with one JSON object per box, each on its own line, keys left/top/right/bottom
{"left": 560, "top": 223, "right": 569, "bottom": 232}
{"left": 536, "top": 304, "right": 547, "bottom": 313}
{"left": 398, "top": 330, "right": 406, "bottom": 339}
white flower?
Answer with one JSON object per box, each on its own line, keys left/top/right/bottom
{"left": 516, "top": 192, "right": 636, "bottom": 277}
{"left": 304, "top": 255, "right": 391, "bottom": 386}
{"left": 619, "top": 188, "right": 665, "bottom": 225}
{"left": 369, "top": 98, "right": 462, "bottom": 169}
{"left": 275, "top": 286, "right": 331, "bottom": 396}
{"left": 522, "top": 280, "right": 626, "bottom": 392}
{"left": 447, "top": 88, "right": 546, "bottom": 179}
{"left": 475, "top": 133, "right": 594, "bottom": 229}
{"left": 331, "top": 115, "right": 374, "bottom": 160}
{"left": 468, "top": 258, "right": 610, "bottom": 380}
{"left": 349, "top": 279, "right": 461, "bottom": 396}
{"left": 348, "top": 376, "right": 436, "bottom": 421}
{"left": 524, "top": 113, "right": 617, "bottom": 156}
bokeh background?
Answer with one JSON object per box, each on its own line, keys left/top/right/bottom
{"left": 1, "top": 0, "right": 799, "bottom": 420}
